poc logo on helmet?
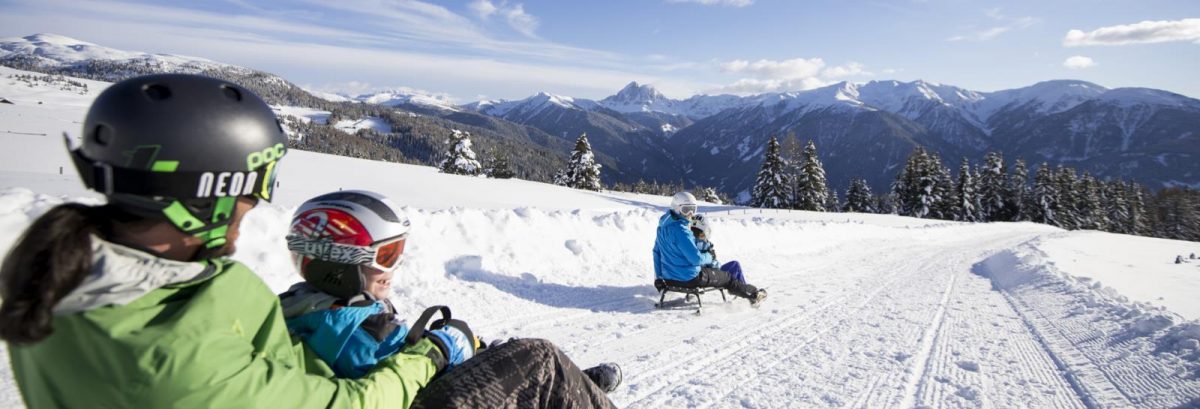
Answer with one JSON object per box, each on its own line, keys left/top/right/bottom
{"left": 247, "top": 143, "right": 286, "bottom": 171}
{"left": 196, "top": 171, "right": 260, "bottom": 198}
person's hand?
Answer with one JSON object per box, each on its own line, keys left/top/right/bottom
{"left": 426, "top": 322, "right": 478, "bottom": 369}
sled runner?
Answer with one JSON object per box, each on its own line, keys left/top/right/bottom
{"left": 653, "top": 278, "right": 727, "bottom": 314}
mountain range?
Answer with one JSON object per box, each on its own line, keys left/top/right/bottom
{"left": 4, "top": 33, "right": 1198, "bottom": 198}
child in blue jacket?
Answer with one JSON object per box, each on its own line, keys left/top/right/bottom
{"left": 691, "top": 214, "right": 747, "bottom": 285}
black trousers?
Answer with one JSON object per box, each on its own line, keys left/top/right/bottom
{"left": 675, "top": 267, "right": 759, "bottom": 299}
{"left": 411, "top": 338, "right": 616, "bottom": 409}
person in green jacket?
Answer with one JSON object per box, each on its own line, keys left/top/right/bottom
{"left": 0, "top": 73, "right": 615, "bottom": 408}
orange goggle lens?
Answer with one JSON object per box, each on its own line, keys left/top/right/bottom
{"left": 373, "top": 236, "right": 406, "bottom": 270}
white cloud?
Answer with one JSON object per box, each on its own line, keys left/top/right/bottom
{"left": 948, "top": 11, "right": 1036, "bottom": 42}
{"left": 720, "top": 58, "right": 825, "bottom": 80}
{"left": 821, "top": 62, "right": 873, "bottom": 79}
{"left": 1064, "top": 18, "right": 1200, "bottom": 46}
{"left": 504, "top": 4, "right": 539, "bottom": 38}
{"left": 1062, "top": 55, "right": 1097, "bottom": 69}
{"left": 467, "top": 0, "right": 540, "bottom": 38}
{"left": 468, "top": 0, "right": 498, "bottom": 19}
{"left": 983, "top": 7, "right": 1004, "bottom": 20}
{"left": 716, "top": 59, "right": 872, "bottom": 94}
{"left": 665, "top": 0, "right": 753, "bottom": 7}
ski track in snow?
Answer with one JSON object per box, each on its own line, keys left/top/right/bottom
{"left": 533, "top": 227, "right": 1103, "bottom": 409}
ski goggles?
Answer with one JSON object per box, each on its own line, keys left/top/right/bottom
{"left": 287, "top": 233, "right": 408, "bottom": 272}
{"left": 678, "top": 204, "right": 697, "bottom": 216}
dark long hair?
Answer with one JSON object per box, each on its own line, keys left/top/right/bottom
{"left": 0, "top": 203, "right": 139, "bottom": 344}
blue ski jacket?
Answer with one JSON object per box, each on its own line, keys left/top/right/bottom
{"left": 653, "top": 210, "right": 714, "bottom": 282}
{"left": 281, "top": 284, "right": 410, "bottom": 379}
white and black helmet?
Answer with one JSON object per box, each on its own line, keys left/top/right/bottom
{"left": 671, "top": 191, "right": 698, "bottom": 217}
{"left": 692, "top": 213, "right": 714, "bottom": 238}
{"left": 287, "top": 190, "right": 411, "bottom": 298}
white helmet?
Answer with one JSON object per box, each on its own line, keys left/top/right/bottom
{"left": 692, "top": 213, "right": 714, "bottom": 238}
{"left": 287, "top": 190, "right": 411, "bottom": 298}
{"left": 671, "top": 191, "right": 698, "bottom": 217}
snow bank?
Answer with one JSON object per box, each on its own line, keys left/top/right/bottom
{"left": 1034, "top": 231, "right": 1200, "bottom": 320}
{"left": 974, "top": 243, "right": 1199, "bottom": 363}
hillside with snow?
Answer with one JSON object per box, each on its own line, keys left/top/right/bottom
{"left": 0, "top": 67, "right": 1199, "bottom": 408}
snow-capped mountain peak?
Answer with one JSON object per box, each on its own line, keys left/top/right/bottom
{"left": 1092, "top": 88, "right": 1200, "bottom": 110}
{"left": 598, "top": 81, "right": 679, "bottom": 114}
{"left": 353, "top": 88, "right": 459, "bottom": 111}
{"left": 0, "top": 33, "right": 221, "bottom": 68}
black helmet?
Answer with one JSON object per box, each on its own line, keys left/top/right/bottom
{"left": 68, "top": 74, "right": 288, "bottom": 249}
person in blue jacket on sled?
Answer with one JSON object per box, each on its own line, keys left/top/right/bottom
{"left": 653, "top": 192, "right": 767, "bottom": 306}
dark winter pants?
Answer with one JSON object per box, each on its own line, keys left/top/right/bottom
{"left": 720, "top": 261, "right": 745, "bottom": 284}
{"left": 411, "top": 338, "right": 616, "bottom": 409}
{"left": 677, "top": 267, "right": 758, "bottom": 299}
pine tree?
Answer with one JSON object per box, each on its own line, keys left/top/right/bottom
{"left": 1054, "top": 166, "right": 1080, "bottom": 229}
{"left": 977, "top": 152, "right": 1009, "bottom": 221}
{"left": 844, "top": 178, "right": 875, "bottom": 213}
{"left": 1078, "top": 173, "right": 1108, "bottom": 230}
{"left": 632, "top": 179, "right": 650, "bottom": 194}
{"left": 1126, "top": 182, "right": 1149, "bottom": 235}
{"left": 953, "top": 158, "right": 982, "bottom": 222}
{"left": 893, "top": 148, "right": 925, "bottom": 217}
{"left": 1009, "top": 159, "right": 1029, "bottom": 221}
{"left": 1148, "top": 188, "right": 1200, "bottom": 241}
{"left": 438, "top": 129, "right": 483, "bottom": 176}
{"left": 484, "top": 149, "right": 516, "bottom": 179}
{"left": 929, "top": 153, "right": 955, "bottom": 220}
{"left": 892, "top": 148, "right": 946, "bottom": 218}
{"left": 554, "top": 133, "right": 603, "bottom": 191}
{"left": 751, "top": 136, "right": 791, "bottom": 209}
{"left": 1027, "top": 164, "right": 1058, "bottom": 226}
{"left": 696, "top": 187, "right": 725, "bottom": 205}
{"left": 781, "top": 134, "right": 803, "bottom": 208}
{"left": 825, "top": 190, "right": 840, "bottom": 212}
{"left": 795, "top": 140, "right": 830, "bottom": 211}
{"left": 1104, "top": 181, "right": 1131, "bottom": 234}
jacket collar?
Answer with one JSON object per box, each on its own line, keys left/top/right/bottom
{"left": 53, "top": 237, "right": 219, "bottom": 315}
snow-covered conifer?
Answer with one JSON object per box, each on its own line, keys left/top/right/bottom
{"left": 1026, "top": 164, "right": 1058, "bottom": 226}
{"left": 977, "top": 152, "right": 1009, "bottom": 221}
{"left": 1009, "top": 159, "right": 1029, "bottom": 221}
{"left": 438, "top": 129, "right": 483, "bottom": 176}
{"left": 484, "top": 149, "right": 516, "bottom": 179}
{"left": 844, "top": 178, "right": 875, "bottom": 213}
{"left": 696, "top": 187, "right": 725, "bottom": 205}
{"left": 555, "top": 133, "right": 603, "bottom": 191}
{"left": 795, "top": 140, "right": 830, "bottom": 211}
{"left": 953, "top": 158, "right": 981, "bottom": 222}
{"left": 751, "top": 136, "right": 790, "bottom": 209}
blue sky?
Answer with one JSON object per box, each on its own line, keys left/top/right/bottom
{"left": 2, "top": 0, "right": 1198, "bottom": 101}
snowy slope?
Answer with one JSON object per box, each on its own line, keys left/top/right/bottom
{"left": 354, "top": 88, "right": 459, "bottom": 111}
{"left": 1, "top": 68, "right": 1199, "bottom": 409}
{"left": 0, "top": 33, "right": 225, "bottom": 69}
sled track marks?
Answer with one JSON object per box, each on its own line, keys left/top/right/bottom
{"left": 898, "top": 273, "right": 957, "bottom": 409}
{"left": 622, "top": 260, "right": 915, "bottom": 408}
{"left": 619, "top": 235, "right": 991, "bottom": 408}
{"left": 907, "top": 256, "right": 1087, "bottom": 409}
{"left": 999, "top": 276, "right": 1200, "bottom": 408}
{"left": 629, "top": 230, "right": 1091, "bottom": 409}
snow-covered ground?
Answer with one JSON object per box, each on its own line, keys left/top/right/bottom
{"left": 333, "top": 116, "right": 391, "bottom": 134}
{"left": 1, "top": 68, "right": 1199, "bottom": 408}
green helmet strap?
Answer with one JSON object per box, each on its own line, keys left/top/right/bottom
{"left": 162, "top": 197, "right": 238, "bottom": 249}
